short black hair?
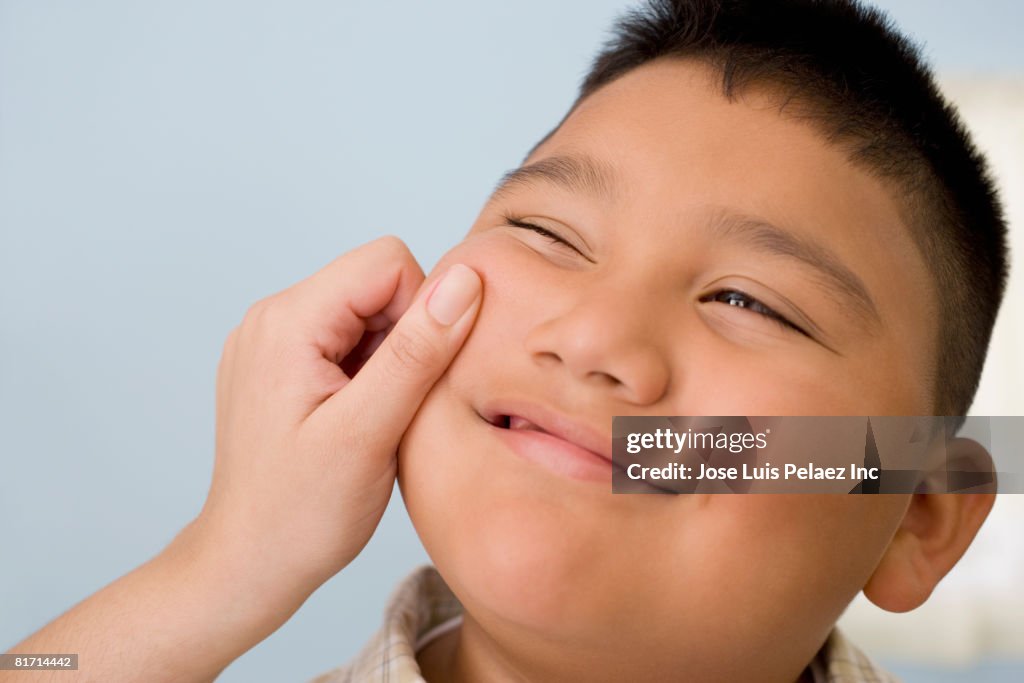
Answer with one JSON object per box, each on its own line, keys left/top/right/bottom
{"left": 545, "top": 0, "right": 1009, "bottom": 416}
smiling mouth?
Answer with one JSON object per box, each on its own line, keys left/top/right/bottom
{"left": 487, "top": 413, "right": 584, "bottom": 442}
{"left": 482, "top": 409, "right": 615, "bottom": 484}
{"left": 483, "top": 410, "right": 676, "bottom": 490}
{"left": 493, "top": 414, "right": 546, "bottom": 433}
{"left": 482, "top": 408, "right": 612, "bottom": 459}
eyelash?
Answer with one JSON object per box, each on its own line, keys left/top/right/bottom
{"left": 505, "top": 216, "right": 577, "bottom": 250}
{"left": 700, "top": 290, "right": 809, "bottom": 337}
{"left": 505, "top": 215, "right": 810, "bottom": 338}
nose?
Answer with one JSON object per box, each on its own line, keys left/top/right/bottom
{"left": 523, "top": 290, "right": 671, "bottom": 406}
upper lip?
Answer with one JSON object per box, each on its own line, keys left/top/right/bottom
{"left": 479, "top": 398, "right": 614, "bottom": 461}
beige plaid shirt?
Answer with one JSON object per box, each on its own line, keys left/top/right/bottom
{"left": 309, "top": 566, "right": 898, "bottom": 683}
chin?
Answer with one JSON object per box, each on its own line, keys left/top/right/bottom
{"left": 398, "top": 396, "right": 626, "bottom": 635}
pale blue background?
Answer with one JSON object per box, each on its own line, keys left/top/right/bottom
{"left": 1, "top": 2, "right": 1021, "bottom": 681}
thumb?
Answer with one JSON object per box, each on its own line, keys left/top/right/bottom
{"left": 329, "top": 263, "right": 482, "bottom": 447}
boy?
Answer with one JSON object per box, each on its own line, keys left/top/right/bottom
{"left": 6, "top": 0, "right": 1009, "bottom": 681}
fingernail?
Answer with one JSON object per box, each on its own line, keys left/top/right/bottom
{"left": 426, "top": 264, "right": 481, "bottom": 326}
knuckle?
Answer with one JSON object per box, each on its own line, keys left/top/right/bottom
{"left": 384, "top": 326, "right": 440, "bottom": 373}
{"left": 366, "top": 235, "right": 413, "bottom": 264}
{"left": 222, "top": 326, "right": 240, "bottom": 356}
{"left": 242, "top": 298, "right": 269, "bottom": 326}
{"left": 242, "top": 294, "right": 286, "bottom": 331}
{"left": 374, "top": 234, "right": 409, "bottom": 255}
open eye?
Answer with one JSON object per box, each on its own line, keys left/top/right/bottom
{"left": 700, "top": 289, "right": 810, "bottom": 337}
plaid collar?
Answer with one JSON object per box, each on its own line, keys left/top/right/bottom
{"left": 310, "top": 566, "right": 898, "bottom": 683}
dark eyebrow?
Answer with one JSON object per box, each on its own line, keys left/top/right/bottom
{"left": 490, "top": 157, "right": 880, "bottom": 328}
{"left": 492, "top": 154, "right": 618, "bottom": 203}
{"left": 708, "top": 211, "right": 882, "bottom": 329}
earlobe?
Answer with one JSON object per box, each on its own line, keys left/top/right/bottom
{"left": 862, "top": 525, "right": 932, "bottom": 612}
{"left": 863, "top": 489, "right": 995, "bottom": 612}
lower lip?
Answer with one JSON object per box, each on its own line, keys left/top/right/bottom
{"left": 490, "top": 423, "right": 612, "bottom": 484}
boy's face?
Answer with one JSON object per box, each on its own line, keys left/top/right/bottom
{"left": 399, "top": 59, "right": 937, "bottom": 673}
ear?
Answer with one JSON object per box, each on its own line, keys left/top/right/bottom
{"left": 863, "top": 478, "right": 995, "bottom": 611}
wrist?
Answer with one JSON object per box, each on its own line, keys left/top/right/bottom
{"left": 154, "top": 515, "right": 323, "bottom": 660}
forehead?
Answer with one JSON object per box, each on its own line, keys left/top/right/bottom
{"left": 505, "top": 60, "right": 931, "bottom": 307}
{"left": 526, "top": 59, "right": 902, "bottom": 230}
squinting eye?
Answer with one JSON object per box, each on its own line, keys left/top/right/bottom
{"left": 505, "top": 216, "right": 577, "bottom": 251}
{"left": 700, "top": 289, "right": 809, "bottom": 337}
{"left": 502, "top": 213, "right": 598, "bottom": 264}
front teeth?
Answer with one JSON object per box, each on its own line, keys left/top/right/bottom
{"left": 509, "top": 415, "right": 543, "bottom": 432}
